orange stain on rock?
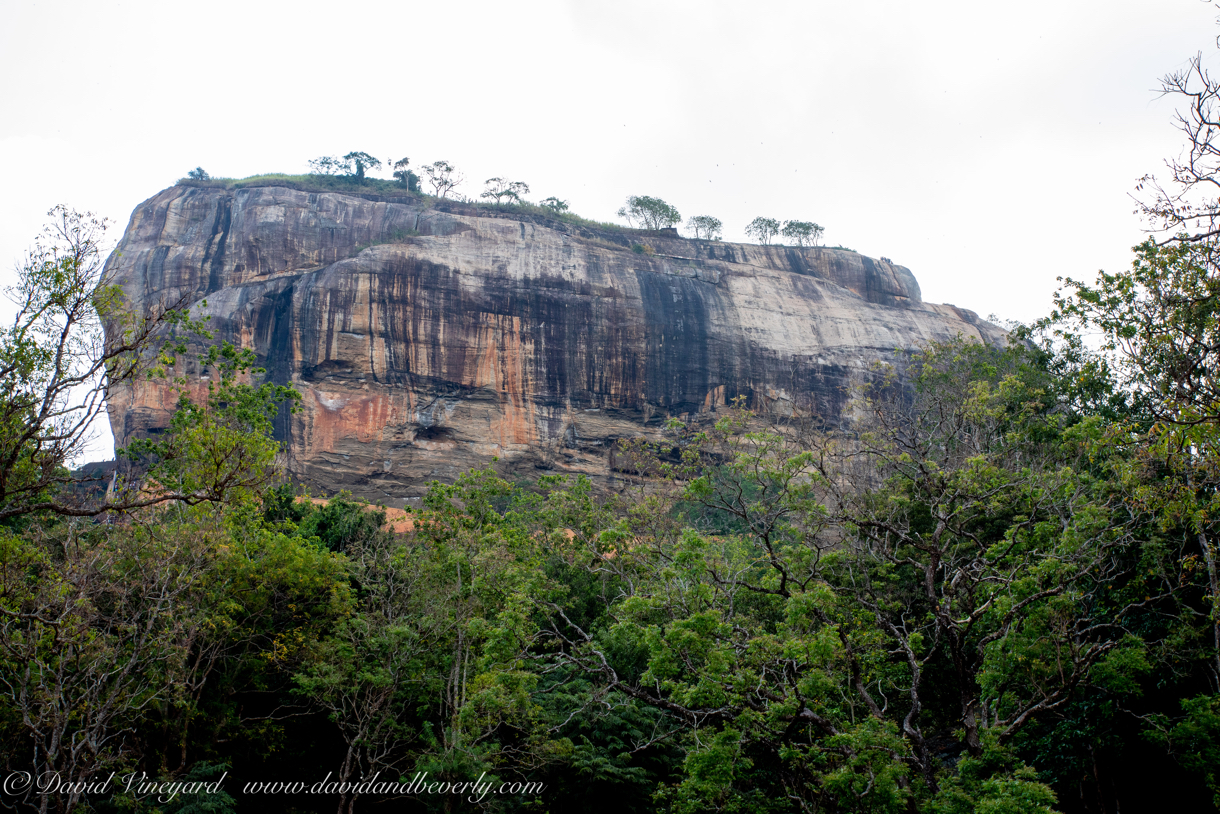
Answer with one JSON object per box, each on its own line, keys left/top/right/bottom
{"left": 470, "top": 312, "right": 537, "bottom": 448}
{"left": 299, "top": 388, "right": 410, "bottom": 455}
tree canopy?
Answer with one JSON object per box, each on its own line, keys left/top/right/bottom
{"left": 745, "top": 216, "right": 781, "bottom": 244}
{"left": 781, "top": 219, "right": 823, "bottom": 246}
{"left": 307, "top": 152, "right": 381, "bottom": 181}
{"left": 5, "top": 199, "right": 1220, "bottom": 810}
{"left": 342, "top": 151, "right": 381, "bottom": 181}
{"left": 481, "top": 177, "right": 530, "bottom": 205}
{"left": 685, "top": 214, "right": 722, "bottom": 240}
{"left": 9, "top": 41, "right": 1220, "bottom": 813}
{"left": 618, "top": 195, "right": 681, "bottom": 230}
{"left": 422, "top": 160, "right": 463, "bottom": 198}
{"left": 390, "top": 157, "right": 420, "bottom": 192}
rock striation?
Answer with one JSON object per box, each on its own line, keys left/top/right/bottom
{"left": 104, "top": 184, "right": 1005, "bottom": 504}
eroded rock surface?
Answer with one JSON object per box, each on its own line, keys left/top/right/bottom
{"left": 105, "top": 184, "right": 1005, "bottom": 503}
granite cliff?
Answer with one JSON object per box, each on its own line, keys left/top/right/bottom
{"left": 104, "top": 184, "right": 1005, "bottom": 504}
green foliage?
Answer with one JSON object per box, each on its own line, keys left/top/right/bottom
{"left": 342, "top": 151, "right": 381, "bottom": 181}
{"left": 122, "top": 342, "right": 300, "bottom": 510}
{"left": 187, "top": 166, "right": 210, "bottom": 181}
{"left": 4, "top": 325, "right": 1220, "bottom": 810}
{"left": 309, "top": 152, "right": 381, "bottom": 182}
{"left": 1048, "top": 228, "right": 1220, "bottom": 809}
{"left": 617, "top": 195, "right": 681, "bottom": 231}
{"left": 482, "top": 177, "right": 531, "bottom": 205}
{"left": 1148, "top": 695, "right": 1220, "bottom": 806}
{"left": 392, "top": 156, "right": 421, "bottom": 192}
{"left": 308, "top": 155, "right": 348, "bottom": 176}
{"left": 422, "top": 160, "right": 463, "bottom": 199}
{"left": 18, "top": 119, "right": 1220, "bottom": 808}
{"left": 744, "top": 216, "right": 780, "bottom": 245}
{"left": 534, "top": 336, "right": 1217, "bottom": 811}
{"left": 931, "top": 747, "right": 1058, "bottom": 814}
{"left": 781, "top": 219, "right": 823, "bottom": 246}
{"left": 685, "top": 214, "right": 722, "bottom": 240}
{"left": 156, "top": 762, "right": 238, "bottom": 814}
{"left": 1053, "top": 239, "right": 1220, "bottom": 430}
{"left": 0, "top": 206, "right": 210, "bottom": 522}
{"left": 295, "top": 492, "right": 387, "bottom": 553}
{"left": 541, "top": 196, "right": 570, "bottom": 213}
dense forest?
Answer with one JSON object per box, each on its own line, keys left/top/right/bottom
{"left": 7, "top": 58, "right": 1220, "bottom": 814}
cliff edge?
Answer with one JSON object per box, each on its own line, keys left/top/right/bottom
{"left": 104, "top": 184, "right": 1005, "bottom": 503}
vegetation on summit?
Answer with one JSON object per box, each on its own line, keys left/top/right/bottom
{"left": 181, "top": 155, "right": 833, "bottom": 248}
{"left": 617, "top": 195, "right": 682, "bottom": 231}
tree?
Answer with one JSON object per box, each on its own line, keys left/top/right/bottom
{"left": 1051, "top": 54, "right": 1220, "bottom": 691}
{"left": 1030, "top": 37, "right": 1220, "bottom": 807}
{"left": 307, "top": 153, "right": 381, "bottom": 181}
{"left": 291, "top": 519, "right": 423, "bottom": 814}
{"left": 1134, "top": 53, "right": 1220, "bottom": 244}
{"left": 121, "top": 342, "right": 301, "bottom": 512}
{"left": 295, "top": 467, "right": 565, "bottom": 814}
{"left": 422, "top": 160, "right": 463, "bottom": 199}
{"left": 540, "top": 340, "right": 1157, "bottom": 811}
{"left": 781, "top": 219, "right": 823, "bottom": 247}
{"left": 308, "top": 155, "right": 347, "bottom": 176}
{"left": 342, "top": 151, "right": 382, "bottom": 182}
{"left": 391, "top": 157, "right": 420, "bottom": 192}
{"left": 540, "top": 197, "right": 569, "bottom": 214}
{"left": 481, "top": 177, "right": 530, "bottom": 206}
{"left": 187, "top": 167, "right": 209, "bottom": 181}
{"left": 0, "top": 206, "right": 303, "bottom": 526}
{"left": 617, "top": 196, "right": 681, "bottom": 231}
{"left": 0, "top": 207, "right": 201, "bottom": 522}
{"left": 685, "top": 215, "right": 722, "bottom": 241}
{"left": 0, "top": 521, "right": 208, "bottom": 814}
{"left": 744, "top": 216, "right": 781, "bottom": 245}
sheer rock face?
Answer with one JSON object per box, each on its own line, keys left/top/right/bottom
{"left": 105, "top": 184, "right": 1004, "bottom": 504}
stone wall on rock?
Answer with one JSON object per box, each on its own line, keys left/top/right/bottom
{"left": 104, "top": 184, "right": 1005, "bottom": 504}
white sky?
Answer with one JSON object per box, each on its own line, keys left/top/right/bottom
{"left": 2, "top": 0, "right": 1217, "bottom": 458}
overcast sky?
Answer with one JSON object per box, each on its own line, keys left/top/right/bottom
{"left": 2, "top": 0, "right": 1218, "bottom": 455}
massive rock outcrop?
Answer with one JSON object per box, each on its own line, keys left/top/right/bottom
{"left": 104, "top": 184, "right": 1004, "bottom": 504}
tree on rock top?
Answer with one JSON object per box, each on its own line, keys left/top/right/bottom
{"left": 481, "top": 178, "right": 530, "bottom": 206}
{"left": 686, "top": 215, "right": 722, "bottom": 240}
{"left": 745, "top": 217, "right": 781, "bottom": 245}
{"left": 781, "top": 220, "right": 824, "bottom": 247}
{"left": 422, "top": 161, "right": 463, "bottom": 199}
{"left": 342, "top": 152, "right": 381, "bottom": 181}
{"left": 617, "top": 195, "right": 681, "bottom": 231}
{"left": 308, "top": 152, "right": 382, "bottom": 182}
{"left": 391, "top": 157, "right": 420, "bottom": 192}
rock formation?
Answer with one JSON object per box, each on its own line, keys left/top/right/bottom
{"left": 104, "top": 184, "right": 1005, "bottom": 504}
